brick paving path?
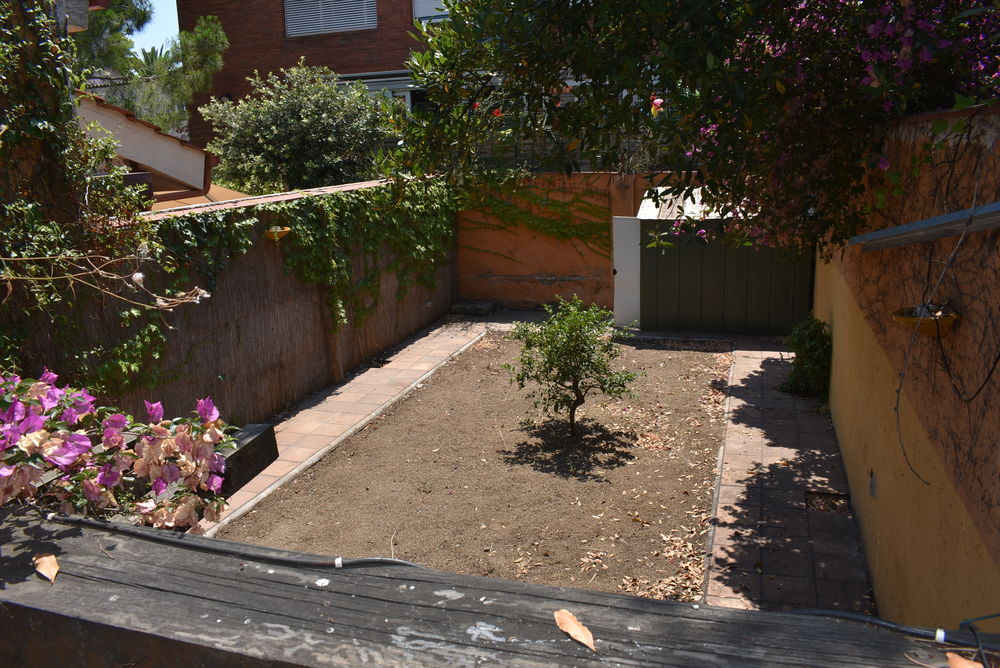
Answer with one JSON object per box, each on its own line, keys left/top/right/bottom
{"left": 705, "top": 337, "right": 875, "bottom": 612}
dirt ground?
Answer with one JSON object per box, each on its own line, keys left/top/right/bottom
{"left": 220, "top": 333, "right": 732, "bottom": 601}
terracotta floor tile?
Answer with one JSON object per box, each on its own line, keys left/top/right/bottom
{"left": 281, "top": 421, "right": 324, "bottom": 435}
{"left": 816, "top": 580, "right": 874, "bottom": 612}
{"left": 310, "top": 423, "right": 348, "bottom": 437}
{"left": 239, "top": 474, "right": 280, "bottom": 494}
{"left": 224, "top": 489, "right": 256, "bottom": 509}
{"left": 761, "top": 574, "right": 817, "bottom": 608}
{"left": 275, "top": 431, "right": 304, "bottom": 447}
{"left": 707, "top": 570, "right": 761, "bottom": 599}
{"left": 760, "top": 546, "right": 814, "bottom": 578}
{"left": 278, "top": 446, "right": 319, "bottom": 463}
{"left": 259, "top": 459, "right": 298, "bottom": 477}
{"left": 813, "top": 554, "right": 869, "bottom": 582}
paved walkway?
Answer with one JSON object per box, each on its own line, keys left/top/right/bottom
{"left": 705, "top": 338, "right": 874, "bottom": 612}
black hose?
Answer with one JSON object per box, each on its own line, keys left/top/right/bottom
{"left": 44, "top": 512, "right": 424, "bottom": 570}
{"left": 786, "top": 609, "right": 1000, "bottom": 652}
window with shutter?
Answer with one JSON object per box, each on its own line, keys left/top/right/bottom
{"left": 412, "top": 0, "right": 447, "bottom": 21}
{"left": 284, "top": 0, "right": 377, "bottom": 37}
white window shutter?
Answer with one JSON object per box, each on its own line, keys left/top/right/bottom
{"left": 412, "top": 0, "right": 447, "bottom": 21}
{"left": 284, "top": 0, "right": 377, "bottom": 37}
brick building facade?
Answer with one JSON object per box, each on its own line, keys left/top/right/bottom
{"left": 176, "top": 0, "right": 444, "bottom": 147}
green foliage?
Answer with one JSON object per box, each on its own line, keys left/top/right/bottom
{"left": 248, "top": 178, "right": 456, "bottom": 324}
{"left": 402, "top": 0, "right": 1000, "bottom": 253}
{"left": 0, "top": 1, "right": 246, "bottom": 396}
{"left": 779, "top": 315, "right": 833, "bottom": 400}
{"left": 200, "top": 62, "right": 395, "bottom": 194}
{"left": 471, "top": 182, "right": 612, "bottom": 257}
{"left": 75, "top": 4, "right": 228, "bottom": 133}
{"left": 507, "top": 296, "right": 635, "bottom": 435}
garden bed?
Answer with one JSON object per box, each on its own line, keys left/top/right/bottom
{"left": 219, "top": 332, "right": 732, "bottom": 601}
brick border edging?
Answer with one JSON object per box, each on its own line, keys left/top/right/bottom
{"left": 204, "top": 328, "right": 489, "bottom": 537}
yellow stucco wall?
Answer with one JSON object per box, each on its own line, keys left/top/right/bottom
{"left": 815, "top": 260, "right": 1000, "bottom": 632}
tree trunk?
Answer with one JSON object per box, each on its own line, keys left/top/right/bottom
{"left": 568, "top": 379, "right": 584, "bottom": 436}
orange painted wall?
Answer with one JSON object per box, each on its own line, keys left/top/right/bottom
{"left": 814, "top": 108, "right": 1000, "bottom": 630}
{"left": 456, "top": 173, "right": 649, "bottom": 308}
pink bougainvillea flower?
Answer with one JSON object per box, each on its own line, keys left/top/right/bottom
{"left": 96, "top": 462, "right": 122, "bottom": 487}
{"left": 82, "top": 478, "right": 102, "bottom": 503}
{"left": 0, "top": 398, "right": 26, "bottom": 424}
{"left": 144, "top": 400, "right": 164, "bottom": 423}
{"left": 39, "top": 368, "right": 57, "bottom": 385}
{"left": 492, "top": 108, "right": 502, "bottom": 117}
{"left": 135, "top": 499, "right": 157, "bottom": 514}
{"left": 39, "top": 386, "right": 64, "bottom": 412}
{"left": 209, "top": 452, "right": 226, "bottom": 474}
{"left": 196, "top": 397, "right": 220, "bottom": 423}
{"left": 151, "top": 477, "right": 168, "bottom": 496}
{"left": 103, "top": 413, "right": 128, "bottom": 432}
{"left": 206, "top": 474, "right": 223, "bottom": 494}
{"left": 44, "top": 432, "right": 92, "bottom": 469}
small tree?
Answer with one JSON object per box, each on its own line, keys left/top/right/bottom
{"left": 507, "top": 296, "right": 635, "bottom": 436}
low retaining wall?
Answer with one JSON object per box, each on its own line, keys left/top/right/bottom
{"left": 117, "top": 207, "right": 454, "bottom": 425}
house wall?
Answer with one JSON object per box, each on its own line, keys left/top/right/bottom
{"left": 456, "top": 173, "right": 649, "bottom": 309}
{"left": 115, "top": 209, "right": 454, "bottom": 426}
{"left": 814, "top": 108, "right": 1000, "bottom": 631}
{"left": 177, "top": 0, "right": 421, "bottom": 147}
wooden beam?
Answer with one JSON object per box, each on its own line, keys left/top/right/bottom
{"left": 0, "top": 508, "right": 979, "bottom": 667}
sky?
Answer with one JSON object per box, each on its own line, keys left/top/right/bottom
{"left": 130, "top": 0, "right": 180, "bottom": 52}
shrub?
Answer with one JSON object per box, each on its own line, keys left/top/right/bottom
{"left": 507, "top": 296, "right": 635, "bottom": 435}
{"left": 779, "top": 315, "right": 833, "bottom": 400}
{"left": 0, "top": 369, "right": 233, "bottom": 529}
{"left": 200, "top": 61, "right": 395, "bottom": 194}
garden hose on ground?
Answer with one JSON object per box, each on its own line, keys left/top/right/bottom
{"left": 42, "top": 511, "right": 424, "bottom": 570}
{"left": 787, "top": 609, "right": 1000, "bottom": 652}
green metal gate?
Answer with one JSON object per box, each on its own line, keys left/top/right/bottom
{"left": 638, "top": 221, "right": 814, "bottom": 335}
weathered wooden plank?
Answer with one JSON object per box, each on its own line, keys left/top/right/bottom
{"left": 0, "top": 509, "right": 969, "bottom": 667}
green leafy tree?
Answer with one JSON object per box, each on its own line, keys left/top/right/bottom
{"left": 199, "top": 62, "right": 396, "bottom": 193}
{"left": 400, "top": 0, "right": 999, "bottom": 252}
{"left": 74, "top": 2, "right": 228, "bottom": 133}
{"left": 0, "top": 1, "right": 223, "bottom": 390}
{"left": 507, "top": 296, "right": 635, "bottom": 436}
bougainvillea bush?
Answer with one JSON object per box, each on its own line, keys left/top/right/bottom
{"left": 0, "top": 370, "right": 231, "bottom": 529}
{"left": 402, "top": 0, "right": 999, "bottom": 252}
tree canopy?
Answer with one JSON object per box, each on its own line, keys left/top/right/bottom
{"left": 74, "top": 1, "right": 228, "bottom": 132}
{"left": 401, "top": 0, "right": 999, "bottom": 251}
{"left": 200, "top": 63, "right": 395, "bottom": 193}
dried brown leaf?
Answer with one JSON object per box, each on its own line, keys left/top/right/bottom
{"left": 554, "top": 608, "right": 597, "bottom": 652}
{"left": 945, "top": 652, "right": 983, "bottom": 668}
{"left": 33, "top": 553, "right": 59, "bottom": 583}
